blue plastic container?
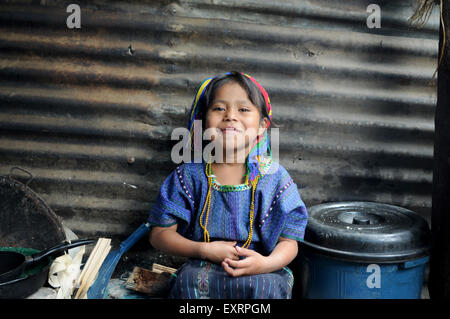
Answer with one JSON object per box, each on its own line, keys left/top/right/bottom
{"left": 299, "top": 202, "right": 431, "bottom": 299}
{"left": 300, "top": 250, "right": 429, "bottom": 299}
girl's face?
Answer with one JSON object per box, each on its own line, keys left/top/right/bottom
{"left": 205, "top": 82, "right": 269, "bottom": 161}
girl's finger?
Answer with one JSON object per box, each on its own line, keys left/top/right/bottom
{"left": 222, "top": 261, "right": 246, "bottom": 277}
{"left": 225, "top": 246, "right": 239, "bottom": 260}
{"left": 223, "top": 258, "right": 239, "bottom": 268}
{"left": 235, "top": 245, "right": 255, "bottom": 257}
{"left": 222, "top": 261, "right": 234, "bottom": 276}
{"left": 231, "top": 253, "right": 239, "bottom": 260}
{"left": 224, "top": 257, "right": 250, "bottom": 269}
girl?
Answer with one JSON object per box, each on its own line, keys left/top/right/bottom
{"left": 148, "top": 71, "right": 308, "bottom": 299}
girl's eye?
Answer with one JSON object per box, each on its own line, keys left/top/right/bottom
{"left": 239, "top": 108, "right": 250, "bottom": 112}
{"left": 211, "top": 106, "right": 225, "bottom": 111}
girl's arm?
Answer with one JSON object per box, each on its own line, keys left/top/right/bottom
{"left": 150, "top": 224, "right": 204, "bottom": 259}
{"left": 221, "top": 237, "right": 298, "bottom": 276}
{"left": 150, "top": 224, "right": 239, "bottom": 263}
{"left": 262, "top": 237, "right": 298, "bottom": 273}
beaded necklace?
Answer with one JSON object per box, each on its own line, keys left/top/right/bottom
{"left": 199, "top": 160, "right": 260, "bottom": 249}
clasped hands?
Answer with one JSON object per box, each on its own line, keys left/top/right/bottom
{"left": 199, "top": 240, "right": 268, "bottom": 277}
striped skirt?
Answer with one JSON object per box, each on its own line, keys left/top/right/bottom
{"left": 167, "top": 259, "right": 294, "bottom": 299}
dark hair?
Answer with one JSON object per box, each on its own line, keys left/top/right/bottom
{"left": 198, "top": 72, "right": 270, "bottom": 127}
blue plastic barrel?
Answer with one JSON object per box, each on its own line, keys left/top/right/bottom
{"left": 299, "top": 202, "right": 431, "bottom": 299}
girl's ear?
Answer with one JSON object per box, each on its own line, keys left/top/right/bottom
{"left": 258, "top": 117, "right": 269, "bottom": 135}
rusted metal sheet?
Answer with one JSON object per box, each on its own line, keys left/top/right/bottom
{"left": 0, "top": 0, "right": 438, "bottom": 238}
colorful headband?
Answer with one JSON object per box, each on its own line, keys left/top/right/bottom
{"left": 241, "top": 72, "right": 272, "bottom": 128}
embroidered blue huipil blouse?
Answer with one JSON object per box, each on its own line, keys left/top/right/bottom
{"left": 148, "top": 159, "right": 308, "bottom": 256}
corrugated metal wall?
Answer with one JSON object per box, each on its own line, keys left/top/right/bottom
{"left": 0, "top": 0, "right": 438, "bottom": 239}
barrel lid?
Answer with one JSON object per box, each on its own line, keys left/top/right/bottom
{"left": 301, "top": 202, "right": 431, "bottom": 263}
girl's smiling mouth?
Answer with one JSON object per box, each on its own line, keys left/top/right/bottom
{"left": 221, "top": 127, "right": 242, "bottom": 134}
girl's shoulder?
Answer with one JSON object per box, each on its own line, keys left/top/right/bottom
{"left": 260, "top": 159, "right": 295, "bottom": 189}
{"left": 172, "top": 161, "right": 207, "bottom": 184}
{"left": 261, "top": 158, "right": 291, "bottom": 178}
{"left": 161, "top": 162, "right": 206, "bottom": 200}
{"left": 176, "top": 161, "right": 205, "bottom": 172}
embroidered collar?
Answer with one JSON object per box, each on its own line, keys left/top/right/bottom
{"left": 207, "top": 158, "right": 273, "bottom": 192}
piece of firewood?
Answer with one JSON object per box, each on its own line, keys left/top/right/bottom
{"left": 74, "top": 238, "right": 111, "bottom": 299}
{"left": 125, "top": 266, "right": 172, "bottom": 296}
{"left": 152, "top": 263, "right": 177, "bottom": 274}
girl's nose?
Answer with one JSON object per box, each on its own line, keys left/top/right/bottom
{"left": 224, "top": 107, "right": 237, "bottom": 121}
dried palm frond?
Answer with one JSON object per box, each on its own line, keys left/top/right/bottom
{"left": 409, "top": 0, "right": 445, "bottom": 82}
{"left": 409, "top": 0, "right": 439, "bottom": 28}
